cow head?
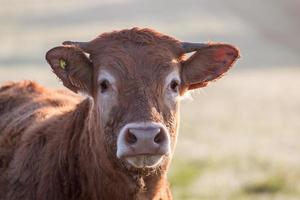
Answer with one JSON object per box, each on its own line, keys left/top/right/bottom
{"left": 46, "top": 28, "right": 239, "bottom": 174}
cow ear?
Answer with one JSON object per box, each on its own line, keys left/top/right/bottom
{"left": 46, "top": 46, "right": 93, "bottom": 94}
{"left": 181, "top": 43, "right": 239, "bottom": 90}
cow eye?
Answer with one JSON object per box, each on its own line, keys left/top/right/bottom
{"left": 100, "top": 79, "right": 110, "bottom": 93}
{"left": 170, "top": 80, "right": 179, "bottom": 93}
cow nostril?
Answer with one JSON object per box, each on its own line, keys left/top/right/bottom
{"left": 125, "top": 130, "right": 137, "bottom": 145}
{"left": 154, "top": 130, "right": 165, "bottom": 144}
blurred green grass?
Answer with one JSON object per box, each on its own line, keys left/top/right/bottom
{"left": 167, "top": 67, "right": 300, "bottom": 200}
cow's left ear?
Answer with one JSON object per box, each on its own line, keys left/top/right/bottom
{"left": 181, "top": 43, "right": 239, "bottom": 90}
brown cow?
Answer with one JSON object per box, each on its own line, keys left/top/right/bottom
{"left": 0, "top": 28, "right": 239, "bottom": 200}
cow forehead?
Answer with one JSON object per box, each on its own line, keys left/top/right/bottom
{"left": 94, "top": 44, "right": 180, "bottom": 83}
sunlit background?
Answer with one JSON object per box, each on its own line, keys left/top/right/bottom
{"left": 1, "top": 0, "right": 300, "bottom": 199}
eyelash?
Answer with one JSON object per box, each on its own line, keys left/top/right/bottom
{"left": 99, "top": 79, "right": 179, "bottom": 94}
{"left": 170, "top": 80, "right": 179, "bottom": 93}
{"left": 100, "top": 80, "right": 110, "bottom": 93}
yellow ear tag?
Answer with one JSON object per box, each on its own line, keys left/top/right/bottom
{"left": 59, "top": 59, "right": 67, "bottom": 70}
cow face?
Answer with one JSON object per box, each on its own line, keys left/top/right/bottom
{"left": 46, "top": 28, "right": 239, "bottom": 172}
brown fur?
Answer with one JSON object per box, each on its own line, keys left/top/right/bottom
{"left": 0, "top": 81, "right": 172, "bottom": 200}
{"left": 0, "top": 28, "right": 239, "bottom": 200}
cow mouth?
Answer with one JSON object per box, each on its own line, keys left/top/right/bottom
{"left": 125, "top": 154, "right": 164, "bottom": 168}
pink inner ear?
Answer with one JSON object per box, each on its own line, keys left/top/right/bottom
{"left": 214, "top": 49, "right": 227, "bottom": 62}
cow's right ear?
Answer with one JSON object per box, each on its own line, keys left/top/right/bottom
{"left": 180, "top": 43, "right": 239, "bottom": 90}
{"left": 46, "top": 46, "right": 92, "bottom": 94}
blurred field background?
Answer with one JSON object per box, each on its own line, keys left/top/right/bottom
{"left": 1, "top": 0, "right": 300, "bottom": 199}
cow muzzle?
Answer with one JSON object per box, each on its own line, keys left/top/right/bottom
{"left": 116, "top": 122, "right": 171, "bottom": 168}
